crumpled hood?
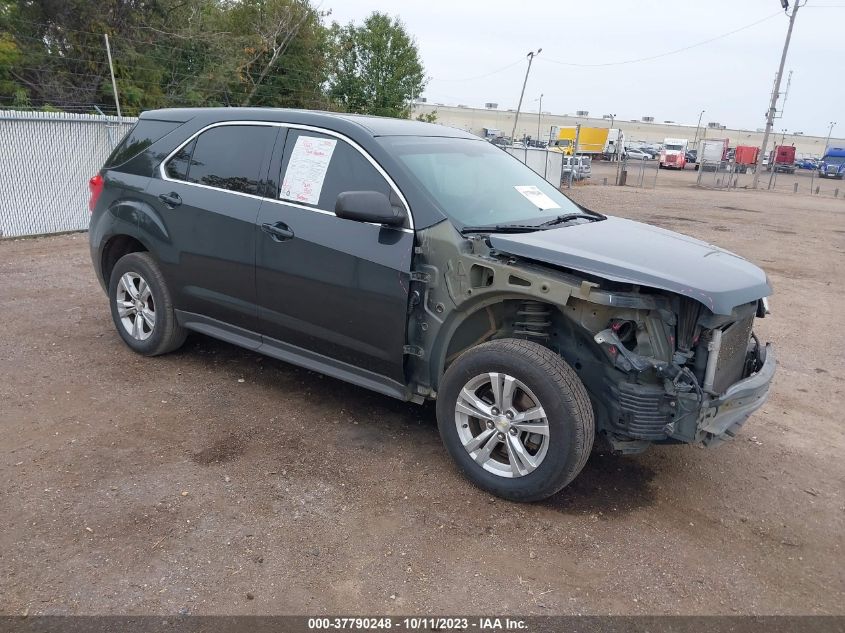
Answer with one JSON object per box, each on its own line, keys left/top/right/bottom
{"left": 489, "top": 216, "right": 772, "bottom": 315}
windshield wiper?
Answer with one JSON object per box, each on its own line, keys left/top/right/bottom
{"left": 460, "top": 224, "right": 543, "bottom": 234}
{"left": 537, "top": 213, "right": 602, "bottom": 228}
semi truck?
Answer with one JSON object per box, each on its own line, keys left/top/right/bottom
{"left": 659, "top": 137, "right": 688, "bottom": 169}
{"left": 818, "top": 146, "right": 845, "bottom": 179}
{"left": 765, "top": 145, "right": 796, "bottom": 174}
{"left": 549, "top": 126, "right": 623, "bottom": 157}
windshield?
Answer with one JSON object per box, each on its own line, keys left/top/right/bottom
{"left": 665, "top": 144, "right": 684, "bottom": 151}
{"left": 380, "top": 136, "right": 585, "bottom": 227}
{"left": 823, "top": 156, "right": 845, "bottom": 165}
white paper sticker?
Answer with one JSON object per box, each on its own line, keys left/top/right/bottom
{"left": 514, "top": 185, "right": 561, "bottom": 210}
{"left": 280, "top": 136, "right": 338, "bottom": 205}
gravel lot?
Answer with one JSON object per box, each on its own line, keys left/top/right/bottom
{"left": 1, "top": 182, "right": 843, "bottom": 616}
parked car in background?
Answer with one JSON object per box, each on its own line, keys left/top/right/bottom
{"left": 88, "top": 107, "right": 775, "bottom": 502}
{"left": 796, "top": 158, "right": 818, "bottom": 170}
{"left": 624, "top": 148, "right": 652, "bottom": 161}
{"left": 685, "top": 149, "right": 697, "bottom": 164}
{"left": 562, "top": 155, "right": 592, "bottom": 181}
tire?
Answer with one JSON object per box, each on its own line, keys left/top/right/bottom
{"left": 436, "top": 339, "right": 594, "bottom": 502}
{"left": 108, "top": 252, "right": 187, "bottom": 356}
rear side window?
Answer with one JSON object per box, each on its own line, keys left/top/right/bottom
{"left": 105, "top": 119, "right": 182, "bottom": 168}
{"left": 279, "top": 130, "right": 392, "bottom": 209}
{"left": 165, "top": 139, "right": 195, "bottom": 180}
{"left": 166, "top": 125, "right": 273, "bottom": 195}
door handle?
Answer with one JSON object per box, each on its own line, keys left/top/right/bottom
{"left": 158, "top": 192, "right": 182, "bottom": 207}
{"left": 261, "top": 221, "right": 294, "bottom": 242}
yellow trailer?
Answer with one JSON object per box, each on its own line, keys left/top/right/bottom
{"left": 549, "top": 126, "right": 621, "bottom": 156}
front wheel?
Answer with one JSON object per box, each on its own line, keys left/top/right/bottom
{"left": 436, "top": 339, "right": 594, "bottom": 502}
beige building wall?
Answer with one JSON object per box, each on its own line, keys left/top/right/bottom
{"left": 412, "top": 104, "right": 843, "bottom": 158}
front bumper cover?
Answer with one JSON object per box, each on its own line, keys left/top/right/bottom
{"left": 697, "top": 342, "right": 775, "bottom": 445}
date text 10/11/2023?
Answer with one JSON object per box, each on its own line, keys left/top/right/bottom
{"left": 307, "top": 617, "right": 528, "bottom": 630}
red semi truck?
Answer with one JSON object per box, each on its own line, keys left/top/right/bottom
{"left": 765, "top": 145, "right": 796, "bottom": 174}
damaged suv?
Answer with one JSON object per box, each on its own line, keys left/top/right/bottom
{"left": 89, "top": 108, "right": 775, "bottom": 501}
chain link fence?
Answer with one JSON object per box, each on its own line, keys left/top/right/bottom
{"left": 695, "top": 159, "right": 845, "bottom": 199}
{"left": 0, "top": 110, "right": 136, "bottom": 238}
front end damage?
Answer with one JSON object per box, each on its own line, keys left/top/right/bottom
{"left": 408, "top": 220, "right": 775, "bottom": 453}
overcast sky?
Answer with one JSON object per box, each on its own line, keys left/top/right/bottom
{"left": 325, "top": 0, "right": 842, "bottom": 138}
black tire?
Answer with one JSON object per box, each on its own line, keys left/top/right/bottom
{"left": 436, "top": 339, "right": 594, "bottom": 502}
{"left": 108, "top": 252, "right": 187, "bottom": 356}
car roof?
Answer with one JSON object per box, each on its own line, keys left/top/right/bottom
{"left": 139, "top": 107, "right": 477, "bottom": 139}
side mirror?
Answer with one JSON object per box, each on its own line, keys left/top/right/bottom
{"left": 335, "top": 191, "right": 407, "bottom": 227}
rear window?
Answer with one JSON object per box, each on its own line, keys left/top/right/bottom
{"left": 104, "top": 119, "right": 183, "bottom": 168}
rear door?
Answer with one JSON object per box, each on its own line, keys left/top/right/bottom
{"left": 147, "top": 123, "right": 277, "bottom": 332}
{"left": 255, "top": 127, "right": 414, "bottom": 383}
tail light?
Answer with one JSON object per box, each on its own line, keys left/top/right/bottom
{"left": 88, "top": 173, "right": 104, "bottom": 213}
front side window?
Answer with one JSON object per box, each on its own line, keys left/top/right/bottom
{"left": 278, "top": 130, "right": 393, "bottom": 210}
{"left": 165, "top": 125, "right": 274, "bottom": 195}
{"left": 379, "top": 136, "right": 585, "bottom": 228}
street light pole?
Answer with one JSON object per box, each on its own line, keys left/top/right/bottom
{"left": 537, "top": 93, "right": 543, "bottom": 145}
{"left": 752, "top": 0, "right": 800, "bottom": 189}
{"left": 693, "top": 109, "right": 705, "bottom": 148}
{"left": 510, "top": 48, "right": 542, "bottom": 144}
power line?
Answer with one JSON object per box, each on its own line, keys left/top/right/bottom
{"left": 431, "top": 58, "right": 525, "bottom": 82}
{"left": 540, "top": 11, "right": 783, "bottom": 68}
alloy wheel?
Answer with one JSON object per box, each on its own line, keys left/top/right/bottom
{"left": 454, "top": 372, "right": 550, "bottom": 478}
{"left": 115, "top": 272, "right": 155, "bottom": 341}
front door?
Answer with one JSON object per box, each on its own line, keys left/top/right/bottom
{"left": 255, "top": 128, "right": 413, "bottom": 383}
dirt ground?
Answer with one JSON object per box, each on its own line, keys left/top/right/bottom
{"left": 1, "top": 182, "right": 843, "bottom": 616}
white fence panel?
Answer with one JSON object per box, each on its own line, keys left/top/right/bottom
{"left": 0, "top": 111, "right": 136, "bottom": 238}
{"left": 504, "top": 147, "right": 563, "bottom": 186}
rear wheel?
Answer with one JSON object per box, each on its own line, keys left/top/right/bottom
{"left": 436, "top": 339, "right": 594, "bottom": 502}
{"left": 108, "top": 252, "right": 186, "bottom": 356}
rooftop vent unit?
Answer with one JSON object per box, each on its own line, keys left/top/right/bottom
{"left": 707, "top": 122, "right": 722, "bottom": 129}
{"left": 457, "top": 104, "right": 467, "bottom": 108}
{"left": 576, "top": 110, "right": 589, "bottom": 116}
{"left": 484, "top": 102, "right": 498, "bottom": 109}
{"left": 415, "top": 97, "right": 427, "bottom": 103}
{"left": 642, "top": 116, "right": 654, "bottom": 123}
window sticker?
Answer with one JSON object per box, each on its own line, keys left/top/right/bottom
{"left": 514, "top": 185, "right": 561, "bottom": 210}
{"left": 280, "top": 136, "right": 338, "bottom": 205}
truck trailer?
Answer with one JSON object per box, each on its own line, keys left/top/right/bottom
{"left": 549, "top": 126, "right": 622, "bottom": 157}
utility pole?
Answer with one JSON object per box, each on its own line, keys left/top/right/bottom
{"left": 693, "top": 109, "right": 705, "bottom": 148}
{"left": 537, "top": 93, "right": 543, "bottom": 145}
{"left": 752, "top": 1, "right": 800, "bottom": 189}
{"left": 823, "top": 121, "right": 836, "bottom": 151}
{"left": 104, "top": 34, "right": 121, "bottom": 120}
{"left": 510, "top": 49, "right": 541, "bottom": 144}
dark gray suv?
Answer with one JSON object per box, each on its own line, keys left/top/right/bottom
{"left": 89, "top": 108, "right": 775, "bottom": 501}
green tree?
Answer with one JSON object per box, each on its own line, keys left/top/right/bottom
{"left": 327, "top": 12, "right": 426, "bottom": 118}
